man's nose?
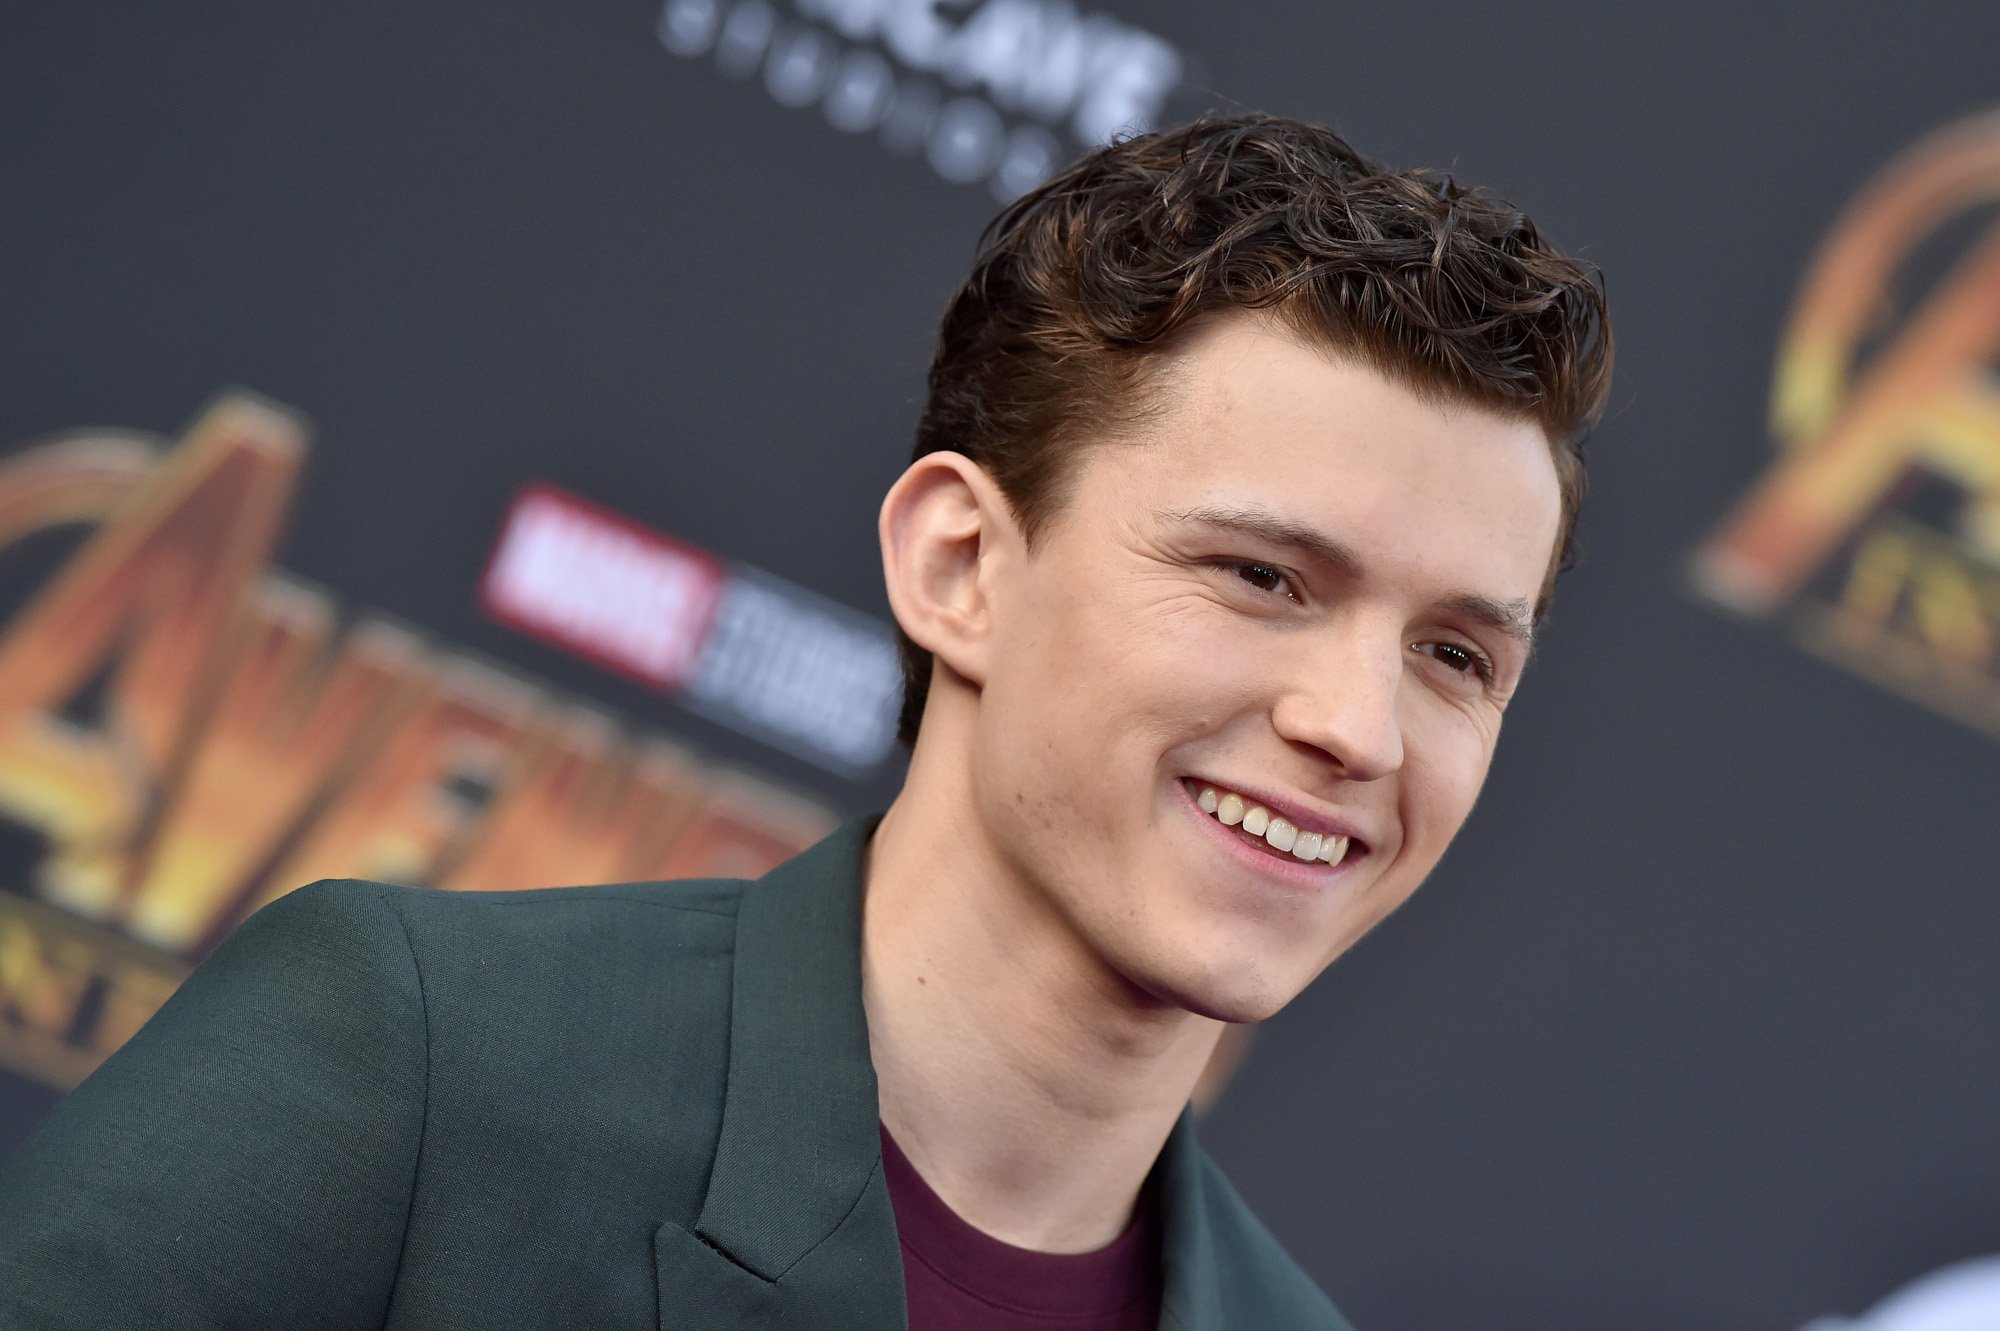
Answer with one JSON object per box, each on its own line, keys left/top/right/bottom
{"left": 1269, "top": 636, "right": 1406, "bottom": 782}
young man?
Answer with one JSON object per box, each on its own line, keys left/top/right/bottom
{"left": 0, "top": 115, "right": 1610, "bottom": 1328}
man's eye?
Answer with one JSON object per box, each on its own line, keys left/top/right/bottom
{"left": 1414, "top": 641, "right": 1493, "bottom": 681}
{"left": 1234, "top": 562, "right": 1291, "bottom": 596}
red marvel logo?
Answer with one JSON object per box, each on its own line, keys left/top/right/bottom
{"left": 482, "top": 484, "right": 727, "bottom": 692}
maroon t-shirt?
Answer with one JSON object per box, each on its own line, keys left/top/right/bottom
{"left": 880, "top": 1124, "right": 1163, "bottom": 1331}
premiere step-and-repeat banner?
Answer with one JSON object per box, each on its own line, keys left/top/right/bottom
{"left": 3, "top": 4, "right": 1998, "bottom": 1328}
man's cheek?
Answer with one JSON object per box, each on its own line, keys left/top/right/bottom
{"left": 1410, "top": 764, "right": 1489, "bottom": 863}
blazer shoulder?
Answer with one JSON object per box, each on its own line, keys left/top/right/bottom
{"left": 385, "top": 873, "right": 750, "bottom": 920}
{"left": 1196, "top": 1151, "right": 1356, "bottom": 1330}
{"left": 327, "top": 872, "right": 750, "bottom": 1041}
{"left": 371, "top": 873, "right": 748, "bottom": 977}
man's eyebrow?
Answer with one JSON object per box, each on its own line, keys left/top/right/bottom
{"left": 1435, "top": 592, "right": 1538, "bottom": 651}
{"left": 1156, "top": 503, "right": 1538, "bottom": 650}
{"left": 1155, "top": 504, "right": 1364, "bottom": 579}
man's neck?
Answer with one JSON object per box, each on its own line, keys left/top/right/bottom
{"left": 860, "top": 771, "right": 1223, "bottom": 1254}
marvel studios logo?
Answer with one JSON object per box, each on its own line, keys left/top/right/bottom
{"left": 483, "top": 485, "right": 901, "bottom": 775}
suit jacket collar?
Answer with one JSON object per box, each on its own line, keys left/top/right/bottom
{"left": 691, "top": 816, "right": 886, "bottom": 1282}
{"left": 687, "top": 815, "right": 1237, "bottom": 1330}
{"left": 1157, "top": 1109, "right": 1227, "bottom": 1329}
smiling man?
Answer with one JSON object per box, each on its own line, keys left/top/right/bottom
{"left": 0, "top": 116, "right": 1610, "bottom": 1329}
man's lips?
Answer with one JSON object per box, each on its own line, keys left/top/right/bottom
{"left": 1178, "top": 777, "right": 1371, "bottom": 855}
{"left": 1176, "top": 780, "right": 1369, "bottom": 884}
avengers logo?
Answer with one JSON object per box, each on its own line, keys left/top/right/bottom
{"left": 0, "top": 395, "right": 834, "bottom": 1089}
{"left": 1691, "top": 109, "right": 2000, "bottom": 738}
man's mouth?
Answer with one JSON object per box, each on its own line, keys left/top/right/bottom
{"left": 1185, "top": 781, "right": 1362, "bottom": 867}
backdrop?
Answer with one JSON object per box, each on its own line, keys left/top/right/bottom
{"left": 3, "top": 5, "right": 1998, "bottom": 1328}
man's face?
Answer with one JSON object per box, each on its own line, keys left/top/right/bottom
{"left": 971, "top": 315, "right": 1563, "bottom": 1022}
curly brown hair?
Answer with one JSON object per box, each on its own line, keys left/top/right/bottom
{"left": 898, "top": 112, "right": 1613, "bottom": 745}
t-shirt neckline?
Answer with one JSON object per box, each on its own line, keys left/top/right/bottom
{"left": 878, "top": 1122, "right": 1162, "bottom": 1318}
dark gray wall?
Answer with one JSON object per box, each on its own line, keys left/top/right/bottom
{"left": 4, "top": 4, "right": 1998, "bottom": 1328}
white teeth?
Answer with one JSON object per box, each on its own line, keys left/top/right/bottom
{"left": 1195, "top": 782, "right": 1355, "bottom": 866}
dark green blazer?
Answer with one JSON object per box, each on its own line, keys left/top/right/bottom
{"left": 0, "top": 819, "right": 1351, "bottom": 1329}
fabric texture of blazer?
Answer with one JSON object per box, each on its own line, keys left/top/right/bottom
{"left": 0, "top": 816, "right": 1353, "bottom": 1329}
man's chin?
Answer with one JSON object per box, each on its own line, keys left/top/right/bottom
{"left": 1177, "top": 987, "right": 1294, "bottom": 1025}
{"left": 1127, "top": 954, "right": 1304, "bottom": 1025}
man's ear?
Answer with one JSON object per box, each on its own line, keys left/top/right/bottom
{"left": 878, "top": 451, "right": 1018, "bottom": 691}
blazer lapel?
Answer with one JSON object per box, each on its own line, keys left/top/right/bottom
{"left": 655, "top": 816, "right": 907, "bottom": 1329}
{"left": 1155, "top": 1108, "right": 1227, "bottom": 1331}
